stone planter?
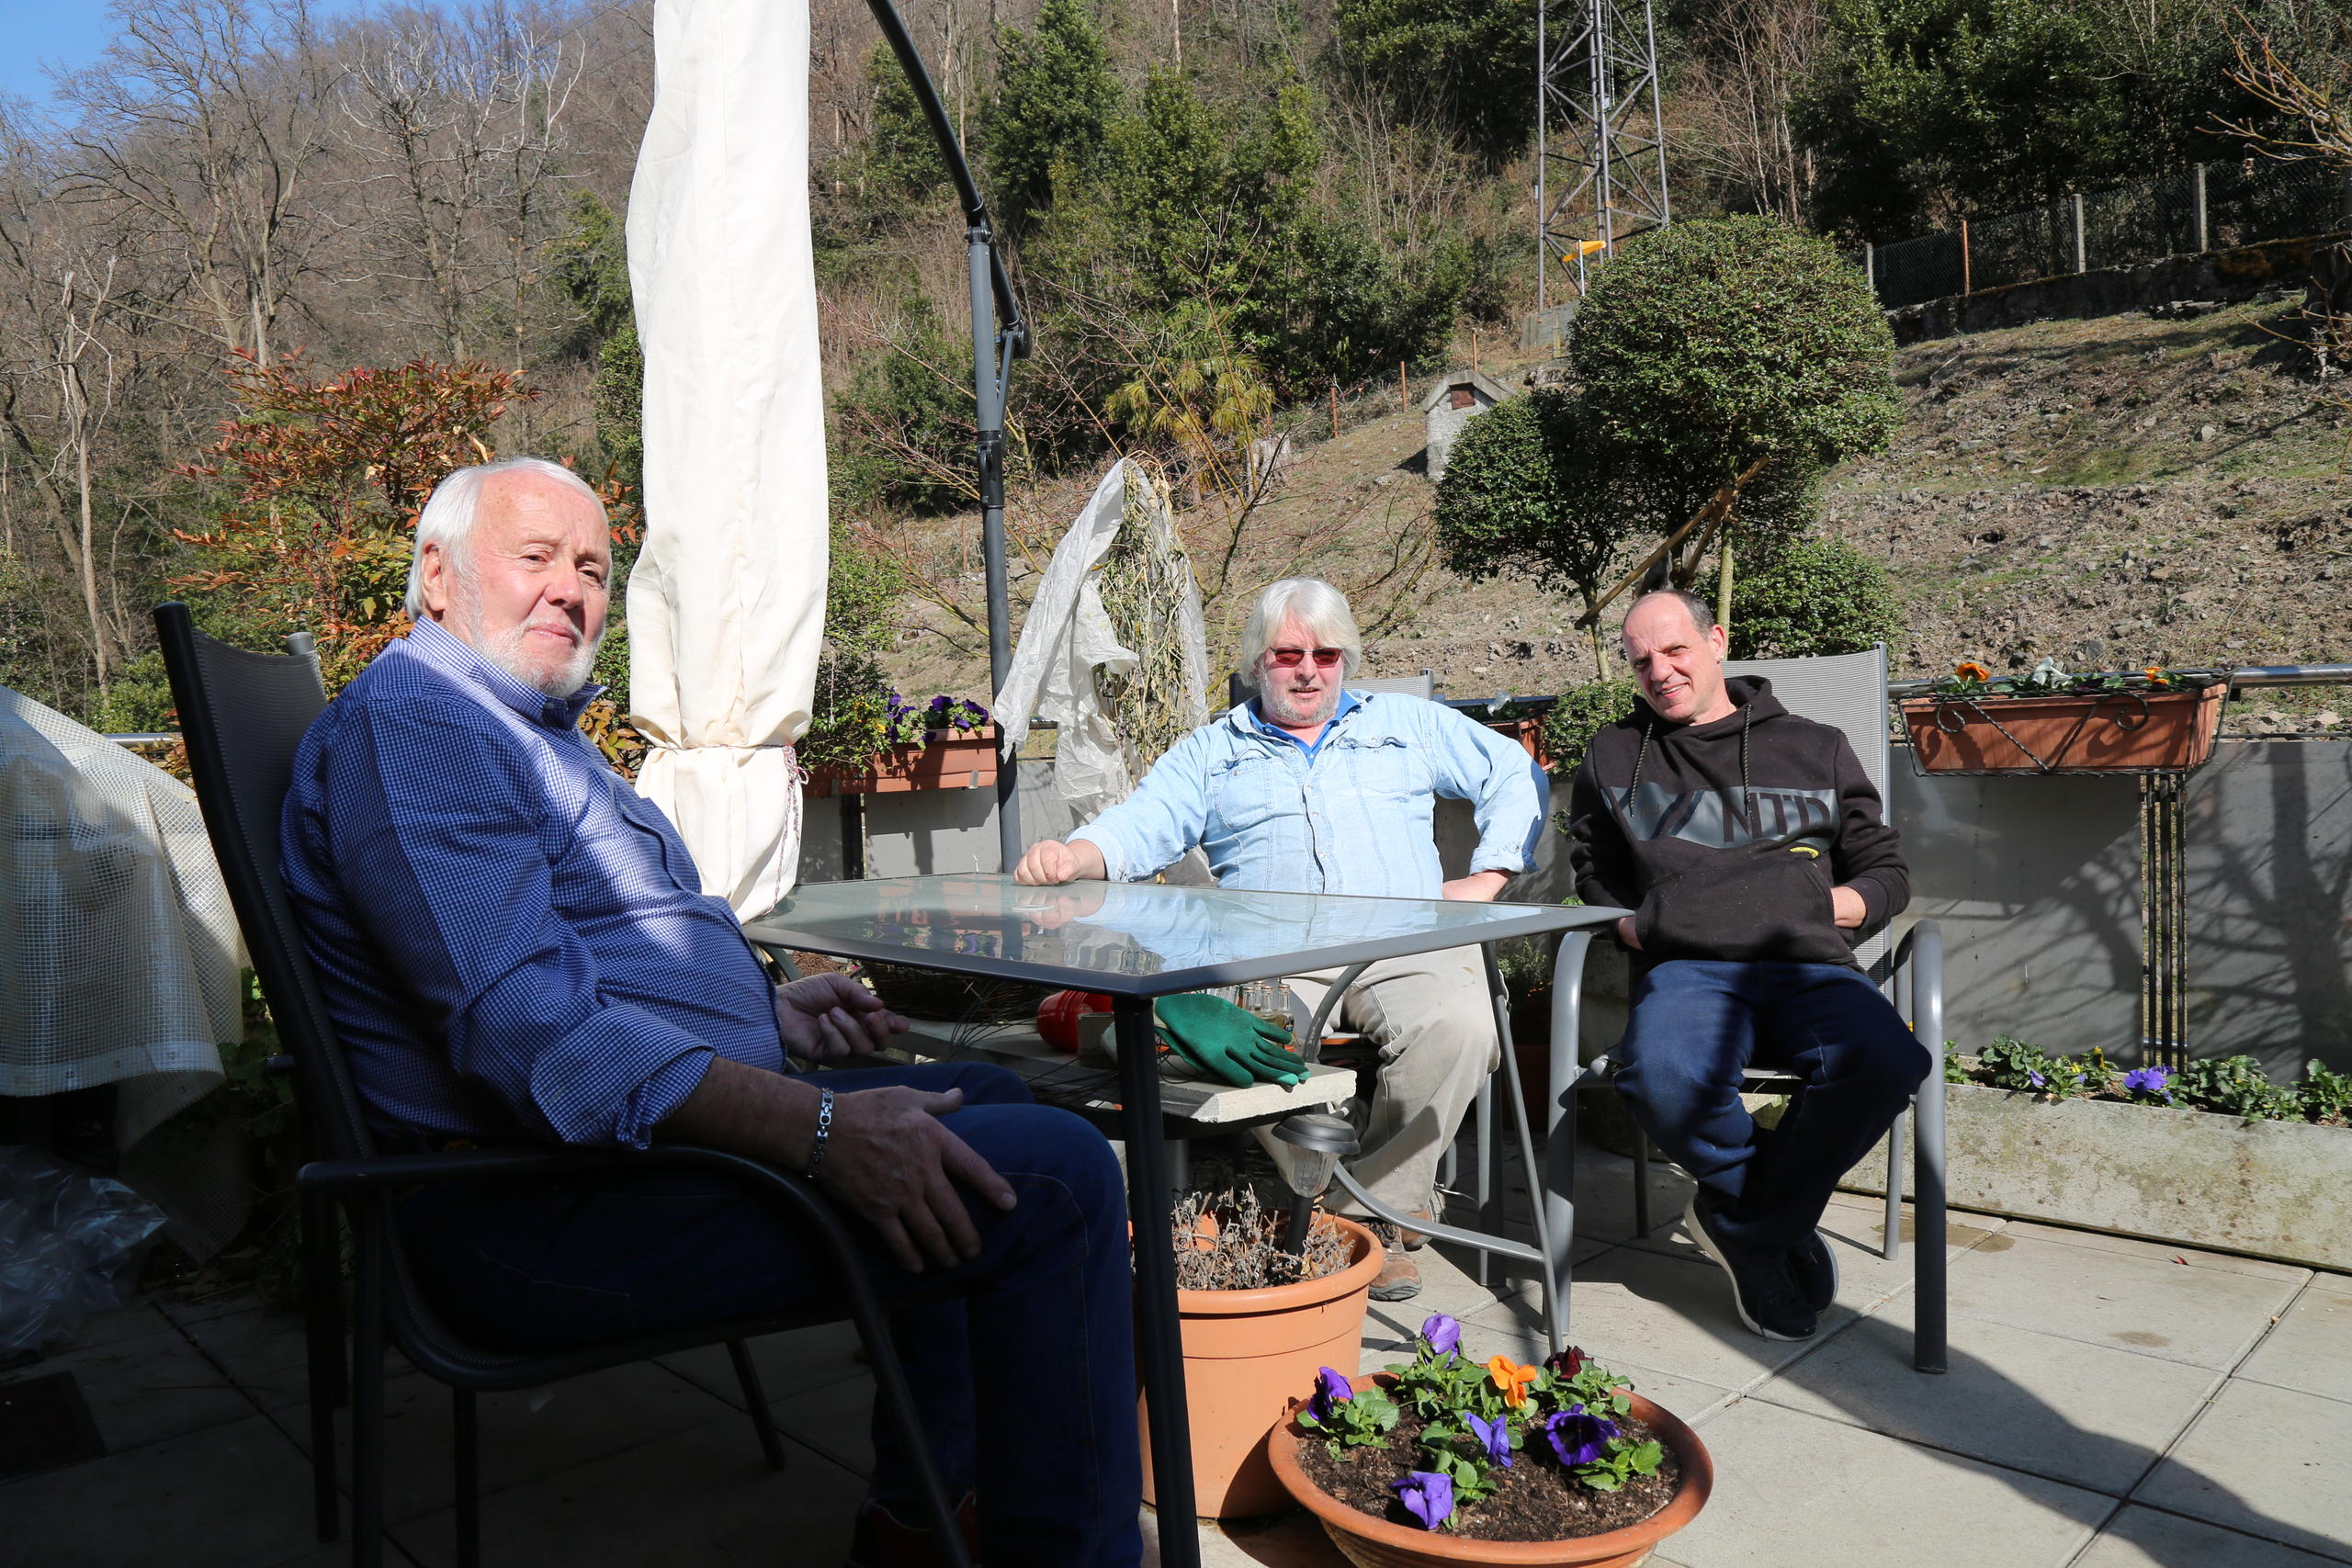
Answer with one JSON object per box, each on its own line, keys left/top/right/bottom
{"left": 1843, "top": 1082, "right": 2352, "bottom": 1270}
{"left": 1899, "top": 686, "right": 2222, "bottom": 774}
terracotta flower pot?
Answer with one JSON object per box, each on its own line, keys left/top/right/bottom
{"left": 1900, "top": 686, "right": 2222, "bottom": 774}
{"left": 1265, "top": 1373, "right": 1713, "bottom": 1568}
{"left": 804, "top": 725, "right": 1001, "bottom": 797}
{"left": 1139, "top": 1213, "right": 1382, "bottom": 1518}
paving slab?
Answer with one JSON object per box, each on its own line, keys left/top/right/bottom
{"left": 768, "top": 1367, "right": 877, "bottom": 1479}
{"left": 180, "top": 1303, "right": 377, "bottom": 1415}
{"left": 2070, "top": 1505, "right": 2351, "bottom": 1568}
{"left": 1630, "top": 1190, "right": 2007, "bottom": 1314}
{"left": 268, "top": 1359, "right": 742, "bottom": 1526}
{"left": 2234, "top": 1277, "right": 2352, "bottom": 1405}
{"left": 388, "top": 1412, "right": 863, "bottom": 1568}
{"left": 1943, "top": 1233, "right": 2306, "bottom": 1370}
{"left": 1753, "top": 1299, "right": 2221, "bottom": 1495}
{"left": 1159, "top": 1506, "right": 1346, "bottom": 1566}
{"left": 1668, "top": 1397, "right": 2113, "bottom": 1568}
{"left": 1, "top": 1317, "right": 258, "bottom": 1452}
{"left": 61, "top": 1300, "right": 179, "bottom": 1350}
{"left": 1997, "top": 1219, "right": 2315, "bottom": 1283}
{"left": 0, "top": 1411, "right": 320, "bottom": 1568}
{"left": 1467, "top": 1245, "right": 1859, "bottom": 1393}
{"left": 2131, "top": 1379, "right": 2352, "bottom": 1562}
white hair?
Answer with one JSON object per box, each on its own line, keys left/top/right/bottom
{"left": 1239, "top": 577, "right": 1363, "bottom": 689}
{"left": 403, "top": 457, "right": 605, "bottom": 617}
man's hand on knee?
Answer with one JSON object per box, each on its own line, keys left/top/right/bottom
{"left": 820, "top": 1086, "right": 1019, "bottom": 1274}
{"left": 1013, "top": 837, "right": 1105, "bottom": 886}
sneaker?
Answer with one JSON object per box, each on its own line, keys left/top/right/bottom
{"left": 1365, "top": 1222, "right": 1423, "bottom": 1302}
{"left": 1681, "top": 1195, "right": 1816, "bottom": 1342}
{"left": 1789, "top": 1229, "right": 1838, "bottom": 1315}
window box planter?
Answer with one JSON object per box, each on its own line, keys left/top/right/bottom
{"left": 803, "top": 726, "right": 1000, "bottom": 798}
{"left": 1265, "top": 1371, "right": 1713, "bottom": 1567}
{"left": 1485, "top": 716, "right": 1554, "bottom": 770}
{"left": 1843, "top": 1081, "right": 2352, "bottom": 1271}
{"left": 1899, "top": 685, "right": 2223, "bottom": 774}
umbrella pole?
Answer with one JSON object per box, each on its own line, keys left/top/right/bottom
{"left": 969, "top": 226, "right": 1021, "bottom": 871}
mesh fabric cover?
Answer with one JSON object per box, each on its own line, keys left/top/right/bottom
{"left": 0, "top": 687, "right": 243, "bottom": 1145}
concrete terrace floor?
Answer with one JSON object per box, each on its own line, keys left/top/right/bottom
{"left": 6, "top": 1142, "right": 2349, "bottom": 1568}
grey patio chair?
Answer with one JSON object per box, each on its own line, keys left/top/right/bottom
{"left": 153, "top": 604, "right": 975, "bottom": 1568}
{"left": 1539, "top": 646, "right": 1951, "bottom": 1372}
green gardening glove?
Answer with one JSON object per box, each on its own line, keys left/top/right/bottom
{"left": 1153, "top": 992, "right": 1305, "bottom": 1088}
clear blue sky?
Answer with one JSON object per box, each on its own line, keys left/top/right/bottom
{"left": 0, "top": 0, "right": 121, "bottom": 103}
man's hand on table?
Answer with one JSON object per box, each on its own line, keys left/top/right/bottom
{"left": 775, "top": 972, "right": 909, "bottom": 1064}
{"left": 820, "top": 1084, "right": 1017, "bottom": 1273}
{"left": 1441, "top": 870, "right": 1511, "bottom": 902}
{"left": 1013, "top": 837, "right": 1107, "bottom": 886}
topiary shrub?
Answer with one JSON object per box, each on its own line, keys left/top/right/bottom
{"left": 1699, "top": 536, "right": 1904, "bottom": 660}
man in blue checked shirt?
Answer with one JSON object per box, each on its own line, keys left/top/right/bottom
{"left": 1015, "top": 577, "right": 1547, "bottom": 1302}
{"left": 282, "top": 457, "right": 1138, "bottom": 1568}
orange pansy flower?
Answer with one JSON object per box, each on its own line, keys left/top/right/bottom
{"left": 1487, "top": 1354, "right": 1539, "bottom": 1409}
{"left": 1955, "top": 661, "right": 1992, "bottom": 682}
{"left": 2143, "top": 666, "right": 2170, "bottom": 687}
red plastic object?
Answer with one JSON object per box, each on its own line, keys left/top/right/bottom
{"left": 1036, "top": 989, "right": 1114, "bottom": 1053}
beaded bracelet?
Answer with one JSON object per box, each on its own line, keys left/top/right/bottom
{"left": 806, "top": 1087, "right": 836, "bottom": 1179}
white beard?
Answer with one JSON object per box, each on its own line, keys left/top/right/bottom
{"left": 453, "top": 585, "right": 602, "bottom": 697}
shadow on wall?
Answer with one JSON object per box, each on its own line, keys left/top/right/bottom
{"left": 2186, "top": 739, "right": 2352, "bottom": 1077}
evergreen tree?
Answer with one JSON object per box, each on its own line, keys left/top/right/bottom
{"left": 980, "top": 0, "right": 1119, "bottom": 232}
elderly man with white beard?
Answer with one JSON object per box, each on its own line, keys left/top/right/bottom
{"left": 1015, "top": 576, "right": 1547, "bottom": 1300}
{"left": 280, "top": 457, "right": 1142, "bottom": 1567}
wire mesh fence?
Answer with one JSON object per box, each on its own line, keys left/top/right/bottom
{"left": 1854, "top": 160, "right": 2351, "bottom": 310}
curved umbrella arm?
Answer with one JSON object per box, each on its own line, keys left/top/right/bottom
{"left": 860, "top": 0, "right": 1028, "bottom": 355}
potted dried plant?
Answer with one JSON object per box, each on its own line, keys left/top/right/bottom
{"left": 1266, "top": 1323, "right": 1713, "bottom": 1566}
{"left": 1140, "top": 1187, "right": 1384, "bottom": 1518}
{"left": 1900, "top": 660, "right": 2225, "bottom": 774}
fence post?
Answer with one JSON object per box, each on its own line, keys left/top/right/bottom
{"left": 1864, "top": 241, "right": 1875, "bottom": 293}
{"left": 1960, "top": 219, "right": 1971, "bottom": 295}
{"left": 2194, "top": 164, "right": 2210, "bottom": 254}
{"left": 2073, "top": 192, "right": 2087, "bottom": 273}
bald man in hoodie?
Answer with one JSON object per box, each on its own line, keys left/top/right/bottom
{"left": 1567, "top": 589, "right": 1929, "bottom": 1345}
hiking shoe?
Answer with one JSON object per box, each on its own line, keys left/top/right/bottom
{"left": 847, "top": 1494, "right": 978, "bottom": 1568}
{"left": 1366, "top": 1222, "right": 1423, "bottom": 1302}
{"left": 1789, "top": 1228, "right": 1838, "bottom": 1315}
{"left": 1399, "top": 1203, "right": 1441, "bottom": 1252}
{"left": 1682, "top": 1195, "right": 1816, "bottom": 1342}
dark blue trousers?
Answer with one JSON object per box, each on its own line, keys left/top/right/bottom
{"left": 1613, "top": 961, "right": 1930, "bottom": 1255}
{"left": 398, "top": 1062, "right": 1141, "bottom": 1568}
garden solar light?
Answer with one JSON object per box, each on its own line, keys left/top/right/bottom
{"left": 1270, "top": 1111, "right": 1358, "bottom": 1259}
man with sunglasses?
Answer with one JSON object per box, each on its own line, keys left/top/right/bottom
{"left": 1015, "top": 576, "right": 1547, "bottom": 1300}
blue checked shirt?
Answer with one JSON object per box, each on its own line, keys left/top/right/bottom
{"left": 280, "top": 619, "right": 778, "bottom": 1149}
{"left": 1073, "top": 693, "right": 1548, "bottom": 898}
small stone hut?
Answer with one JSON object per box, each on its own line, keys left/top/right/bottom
{"left": 1420, "top": 369, "right": 1512, "bottom": 482}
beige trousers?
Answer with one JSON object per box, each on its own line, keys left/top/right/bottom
{"left": 1283, "top": 947, "right": 1500, "bottom": 1216}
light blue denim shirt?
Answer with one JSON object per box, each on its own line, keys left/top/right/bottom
{"left": 1072, "top": 693, "right": 1549, "bottom": 898}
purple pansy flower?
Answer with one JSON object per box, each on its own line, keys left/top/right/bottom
{"left": 1393, "top": 1470, "right": 1455, "bottom": 1529}
{"left": 1544, "top": 1403, "right": 1619, "bottom": 1467}
{"left": 1420, "top": 1314, "right": 1462, "bottom": 1357}
{"left": 1310, "top": 1366, "right": 1353, "bottom": 1423}
{"left": 2027, "top": 1070, "right": 2048, "bottom": 1089}
{"left": 2122, "top": 1065, "right": 2173, "bottom": 1101}
{"left": 1464, "top": 1410, "right": 1513, "bottom": 1468}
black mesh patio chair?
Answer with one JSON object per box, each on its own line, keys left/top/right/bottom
{"left": 153, "top": 603, "right": 972, "bottom": 1568}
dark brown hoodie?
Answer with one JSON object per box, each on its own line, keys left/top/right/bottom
{"left": 1566, "top": 676, "right": 1908, "bottom": 968}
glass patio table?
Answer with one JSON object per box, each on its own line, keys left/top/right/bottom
{"left": 741, "top": 873, "right": 1622, "bottom": 1566}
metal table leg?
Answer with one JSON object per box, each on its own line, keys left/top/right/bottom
{"left": 1115, "top": 996, "right": 1200, "bottom": 1565}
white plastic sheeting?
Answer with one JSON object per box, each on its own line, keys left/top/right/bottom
{"left": 995, "top": 461, "right": 1208, "bottom": 825}
{"left": 625, "top": 0, "right": 826, "bottom": 917}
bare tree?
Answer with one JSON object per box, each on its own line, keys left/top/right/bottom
{"left": 55, "top": 0, "right": 338, "bottom": 361}
{"left": 1674, "top": 0, "right": 1826, "bottom": 224}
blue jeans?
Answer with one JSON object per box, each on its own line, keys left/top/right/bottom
{"left": 1613, "top": 961, "right": 1930, "bottom": 1255}
{"left": 397, "top": 1062, "right": 1141, "bottom": 1568}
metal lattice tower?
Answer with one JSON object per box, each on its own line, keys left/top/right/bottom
{"left": 1536, "top": 0, "right": 1670, "bottom": 313}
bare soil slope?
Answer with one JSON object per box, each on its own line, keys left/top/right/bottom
{"left": 881, "top": 299, "right": 2350, "bottom": 736}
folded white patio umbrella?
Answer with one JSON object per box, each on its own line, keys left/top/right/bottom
{"left": 625, "top": 0, "right": 827, "bottom": 916}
